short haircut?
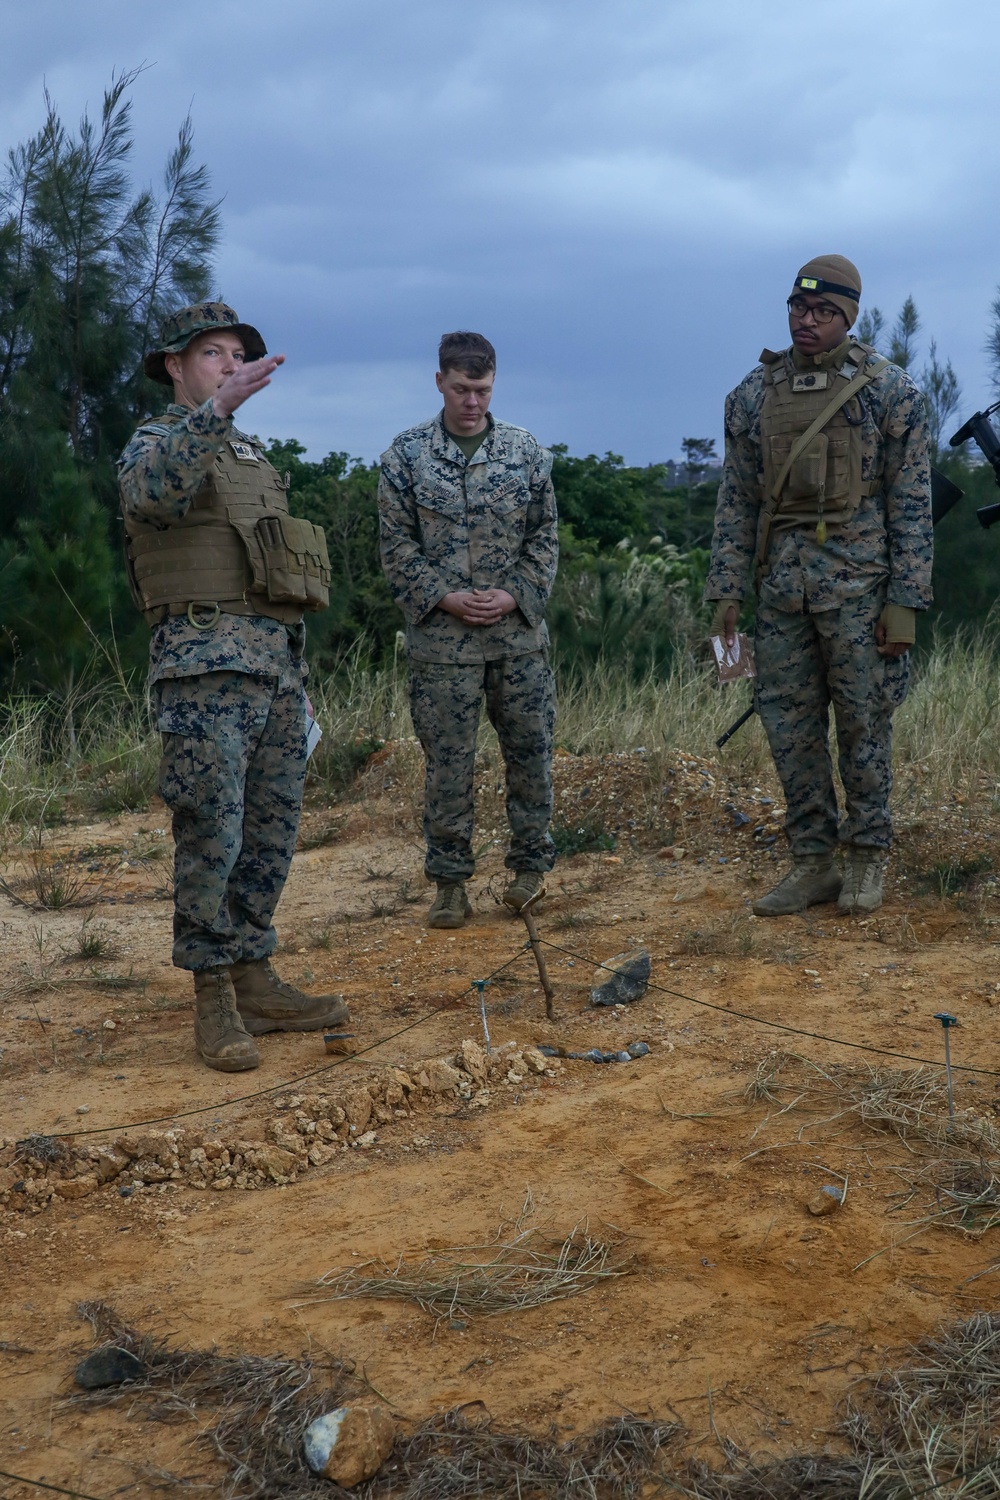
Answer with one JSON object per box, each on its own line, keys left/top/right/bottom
{"left": 438, "top": 330, "right": 496, "bottom": 377}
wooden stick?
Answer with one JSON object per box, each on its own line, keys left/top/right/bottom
{"left": 519, "top": 901, "right": 556, "bottom": 1020}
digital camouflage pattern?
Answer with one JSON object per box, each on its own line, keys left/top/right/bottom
{"left": 154, "top": 662, "right": 306, "bottom": 971}
{"left": 120, "top": 399, "right": 244, "bottom": 527}
{"left": 706, "top": 343, "right": 933, "bottom": 612}
{"left": 755, "top": 589, "right": 908, "bottom": 856}
{"left": 408, "top": 654, "right": 556, "bottom": 881}
{"left": 119, "top": 400, "right": 306, "bottom": 682}
{"left": 143, "top": 301, "right": 266, "bottom": 385}
{"left": 145, "top": 613, "right": 306, "bottom": 686}
{"left": 706, "top": 339, "right": 931, "bottom": 860}
{"left": 121, "top": 389, "right": 308, "bottom": 976}
{"left": 378, "top": 412, "right": 559, "bottom": 663}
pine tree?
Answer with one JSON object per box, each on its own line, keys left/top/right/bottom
{"left": 0, "top": 67, "right": 219, "bottom": 692}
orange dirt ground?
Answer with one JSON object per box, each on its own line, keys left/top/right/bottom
{"left": 2, "top": 745, "right": 1000, "bottom": 1496}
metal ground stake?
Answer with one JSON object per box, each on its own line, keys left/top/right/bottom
{"left": 933, "top": 1011, "right": 959, "bottom": 1123}
{"left": 474, "top": 979, "right": 491, "bottom": 1055}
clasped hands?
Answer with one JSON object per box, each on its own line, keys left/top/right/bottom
{"left": 440, "top": 588, "right": 517, "bottom": 627}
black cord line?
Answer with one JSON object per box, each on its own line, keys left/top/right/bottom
{"left": 33, "top": 945, "right": 531, "bottom": 1143}
{"left": 23, "top": 924, "right": 1000, "bottom": 1149}
{"left": 0, "top": 1468, "right": 105, "bottom": 1500}
{"left": 534, "top": 935, "right": 1000, "bottom": 1079}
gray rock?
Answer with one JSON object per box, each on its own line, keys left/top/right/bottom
{"left": 627, "top": 1041, "right": 651, "bottom": 1059}
{"left": 74, "top": 1346, "right": 146, "bottom": 1389}
{"left": 590, "top": 949, "right": 651, "bottom": 1007}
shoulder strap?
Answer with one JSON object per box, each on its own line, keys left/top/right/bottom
{"left": 753, "top": 357, "right": 888, "bottom": 585}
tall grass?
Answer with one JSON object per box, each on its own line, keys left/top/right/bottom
{"left": 0, "top": 686, "right": 158, "bottom": 827}
{"left": 895, "top": 629, "right": 1000, "bottom": 803}
{"left": 3, "top": 631, "right": 1000, "bottom": 833}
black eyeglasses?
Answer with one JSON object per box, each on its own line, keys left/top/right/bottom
{"left": 787, "top": 296, "right": 842, "bottom": 325}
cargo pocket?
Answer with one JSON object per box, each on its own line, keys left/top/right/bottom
{"left": 881, "top": 651, "right": 910, "bottom": 714}
{"left": 158, "top": 731, "right": 221, "bottom": 818}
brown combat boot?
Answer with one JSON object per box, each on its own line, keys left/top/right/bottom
{"left": 752, "top": 856, "right": 842, "bottom": 917}
{"left": 837, "top": 849, "right": 885, "bottom": 915}
{"left": 194, "top": 969, "right": 260, "bottom": 1072}
{"left": 427, "top": 881, "right": 472, "bottom": 929}
{"left": 502, "top": 870, "right": 546, "bottom": 912}
{"left": 230, "top": 958, "right": 350, "bottom": 1035}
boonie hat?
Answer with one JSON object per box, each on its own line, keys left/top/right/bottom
{"left": 144, "top": 301, "right": 267, "bottom": 385}
{"left": 789, "top": 254, "right": 862, "bottom": 329}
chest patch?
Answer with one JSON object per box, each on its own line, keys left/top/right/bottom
{"left": 791, "top": 371, "right": 830, "bottom": 393}
{"left": 229, "top": 441, "right": 259, "bottom": 462}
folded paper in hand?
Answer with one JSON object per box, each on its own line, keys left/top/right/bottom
{"left": 710, "top": 632, "right": 757, "bottom": 683}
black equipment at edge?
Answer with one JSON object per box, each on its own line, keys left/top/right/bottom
{"left": 949, "top": 399, "right": 1000, "bottom": 528}
{"left": 714, "top": 465, "right": 964, "bottom": 751}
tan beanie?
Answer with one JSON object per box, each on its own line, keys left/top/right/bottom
{"left": 789, "top": 254, "right": 862, "bottom": 329}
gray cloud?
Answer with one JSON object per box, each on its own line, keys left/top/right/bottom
{"left": 3, "top": 0, "right": 1000, "bottom": 463}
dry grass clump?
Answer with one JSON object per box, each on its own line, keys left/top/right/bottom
{"left": 741, "top": 1055, "right": 1000, "bottom": 1239}
{"left": 70, "top": 1301, "right": 359, "bottom": 1500}
{"left": 682, "top": 1453, "right": 874, "bottom": 1499}
{"left": 372, "top": 1408, "right": 684, "bottom": 1499}
{"left": 306, "top": 1209, "right": 631, "bottom": 1321}
{"left": 844, "top": 1312, "right": 1000, "bottom": 1498}
{"left": 666, "top": 1314, "right": 1000, "bottom": 1497}
{"left": 677, "top": 911, "right": 761, "bottom": 959}
{"left": 68, "top": 1303, "right": 1000, "bottom": 1498}
{"left": 70, "top": 1302, "right": 680, "bottom": 1500}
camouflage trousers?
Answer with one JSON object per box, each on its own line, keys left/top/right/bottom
{"left": 755, "top": 591, "right": 909, "bottom": 857}
{"left": 408, "top": 654, "right": 556, "bottom": 882}
{"left": 153, "top": 664, "right": 306, "bottom": 971}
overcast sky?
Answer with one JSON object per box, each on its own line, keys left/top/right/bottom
{"left": 3, "top": 0, "right": 1000, "bottom": 464}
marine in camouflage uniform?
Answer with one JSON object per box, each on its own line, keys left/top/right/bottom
{"left": 378, "top": 331, "right": 559, "bottom": 928}
{"left": 119, "top": 302, "right": 348, "bottom": 1071}
{"left": 706, "top": 255, "right": 932, "bottom": 916}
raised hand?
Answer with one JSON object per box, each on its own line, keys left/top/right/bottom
{"left": 213, "top": 354, "right": 285, "bottom": 419}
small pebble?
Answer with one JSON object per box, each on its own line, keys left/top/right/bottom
{"left": 76, "top": 1105, "right": 90, "bottom": 1116}
{"left": 808, "top": 1185, "right": 844, "bottom": 1216}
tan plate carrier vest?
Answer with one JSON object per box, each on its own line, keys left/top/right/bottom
{"left": 754, "top": 342, "right": 888, "bottom": 585}
{"left": 122, "top": 414, "right": 331, "bottom": 628}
